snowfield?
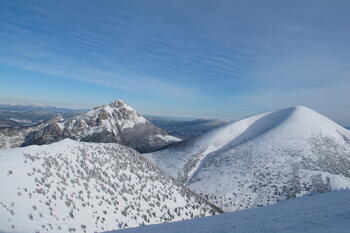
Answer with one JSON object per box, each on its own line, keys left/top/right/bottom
{"left": 0, "top": 139, "right": 220, "bottom": 233}
{"left": 145, "top": 106, "right": 350, "bottom": 211}
{"left": 109, "top": 190, "right": 350, "bottom": 233}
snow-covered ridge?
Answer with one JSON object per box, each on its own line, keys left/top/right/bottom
{"left": 0, "top": 139, "right": 221, "bottom": 233}
{"left": 109, "top": 190, "right": 350, "bottom": 233}
{"left": 145, "top": 106, "right": 350, "bottom": 211}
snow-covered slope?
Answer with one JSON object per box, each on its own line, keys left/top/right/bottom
{"left": 3, "top": 100, "right": 180, "bottom": 152}
{"left": 145, "top": 106, "right": 350, "bottom": 211}
{"left": 109, "top": 190, "right": 350, "bottom": 233}
{"left": 0, "top": 139, "right": 221, "bottom": 233}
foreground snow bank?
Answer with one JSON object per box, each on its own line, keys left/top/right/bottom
{"left": 107, "top": 190, "right": 350, "bottom": 233}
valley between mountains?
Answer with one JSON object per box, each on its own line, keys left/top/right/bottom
{"left": 0, "top": 100, "right": 349, "bottom": 233}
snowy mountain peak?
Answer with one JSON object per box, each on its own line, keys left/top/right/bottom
{"left": 256, "top": 105, "right": 347, "bottom": 145}
{"left": 146, "top": 106, "right": 350, "bottom": 211}
{"left": 292, "top": 105, "right": 310, "bottom": 111}
{"left": 1, "top": 100, "right": 180, "bottom": 152}
{"left": 110, "top": 99, "right": 127, "bottom": 107}
{"left": 84, "top": 100, "right": 147, "bottom": 131}
{"left": 285, "top": 105, "right": 327, "bottom": 121}
{"left": 275, "top": 105, "right": 335, "bottom": 127}
{"left": 92, "top": 100, "right": 138, "bottom": 116}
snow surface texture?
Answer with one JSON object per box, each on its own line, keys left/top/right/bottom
{"left": 145, "top": 106, "right": 350, "bottom": 211}
{"left": 0, "top": 139, "right": 220, "bottom": 233}
{"left": 109, "top": 190, "right": 350, "bottom": 233}
{"left": 1, "top": 100, "right": 180, "bottom": 153}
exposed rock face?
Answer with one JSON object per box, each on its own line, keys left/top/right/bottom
{"left": 20, "top": 100, "right": 180, "bottom": 152}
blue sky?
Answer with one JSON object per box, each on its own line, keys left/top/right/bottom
{"left": 0, "top": 0, "right": 350, "bottom": 125}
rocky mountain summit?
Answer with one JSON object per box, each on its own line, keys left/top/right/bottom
{"left": 1, "top": 100, "right": 180, "bottom": 152}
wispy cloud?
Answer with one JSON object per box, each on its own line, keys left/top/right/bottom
{"left": 230, "top": 51, "right": 350, "bottom": 125}
{"left": 0, "top": 2, "right": 199, "bottom": 100}
{"left": 0, "top": 0, "right": 350, "bottom": 124}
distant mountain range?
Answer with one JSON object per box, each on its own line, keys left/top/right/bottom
{"left": 0, "top": 104, "right": 88, "bottom": 113}
{"left": 146, "top": 117, "right": 230, "bottom": 141}
{"left": 3, "top": 103, "right": 347, "bottom": 140}
{"left": 0, "top": 139, "right": 221, "bottom": 233}
{"left": 145, "top": 106, "right": 350, "bottom": 212}
{"left": 0, "top": 100, "right": 180, "bottom": 153}
{"left": 144, "top": 115, "right": 197, "bottom": 121}
{"left": 0, "top": 104, "right": 86, "bottom": 128}
{"left": 0, "top": 103, "right": 232, "bottom": 143}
